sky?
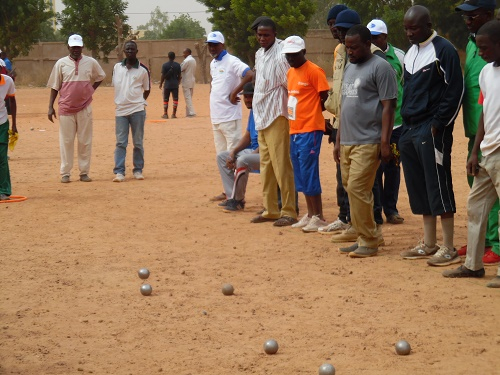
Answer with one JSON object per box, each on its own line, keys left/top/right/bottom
{"left": 54, "top": 0, "right": 213, "bottom": 34}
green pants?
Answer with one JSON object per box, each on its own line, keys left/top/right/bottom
{"left": 468, "top": 137, "right": 499, "bottom": 255}
{"left": 0, "top": 120, "right": 11, "bottom": 196}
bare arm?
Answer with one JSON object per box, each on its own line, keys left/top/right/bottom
{"left": 319, "top": 90, "right": 329, "bottom": 111}
{"left": 9, "top": 96, "right": 16, "bottom": 133}
{"left": 92, "top": 80, "right": 103, "bottom": 90}
{"left": 159, "top": 74, "right": 165, "bottom": 90}
{"left": 229, "top": 70, "right": 254, "bottom": 105}
{"left": 143, "top": 90, "right": 150, "bottom": 100}
{"left": 380, "top": 98, "right": 396, "bottom": 163}
{"left": 467, "top": 111, "right": 485, "bottom": 176}
{"left": 48, "top": 88, "right": 59, "bottom": 123}
{"left": 226, "top": 131, "right": 252, "bottom": 169}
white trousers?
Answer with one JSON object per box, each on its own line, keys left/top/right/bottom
{"left": 212, "top": 119, "right": 242, "bottom": 154}
{"left": 58, "top": 105, "right": 93, "bottom": 177}
{"left": 182, "top": 86, "right": 196, "bottom": 116}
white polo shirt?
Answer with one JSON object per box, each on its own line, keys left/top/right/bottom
{"left": 209, "top": 50, "right": 250, "bottom": 123}
{"left": 112, "top": 59, "right": 151, "bottom": 117}
{"left": 0, "top": 74, "right": 15, "bottom": 124}
{"left": 479, "top": 62, "right": 500, "bottom": 157}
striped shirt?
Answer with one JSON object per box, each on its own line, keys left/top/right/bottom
{"left": 253, "top": 39, "right": 289, "bottom": 131}
{"left": 47, "top": 55, "right": 106, "bottom": 116}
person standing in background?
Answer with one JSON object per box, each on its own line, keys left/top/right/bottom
{"left": 181, "top": 48, "right": 197, "bottom": 117}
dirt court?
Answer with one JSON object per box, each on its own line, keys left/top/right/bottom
{"left": 1, "top": 84, "right": 499, "bottom": 375}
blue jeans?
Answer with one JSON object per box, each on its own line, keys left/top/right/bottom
{"left": 114, "top": 110, "right": 145, "bottom": 175}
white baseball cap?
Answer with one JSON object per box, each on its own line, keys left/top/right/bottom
{"left": 367, "top": 19, "right": 388, "bottom": 35}
{"left": 206, "top": 31, "right": 225, "bottom": 44}
{"left": 68, "top": 34, "right": 84, "bottom": 47}
{"left": 281, "top": 36, "right": 306, "bottom": 54}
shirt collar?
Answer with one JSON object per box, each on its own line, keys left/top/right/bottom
{"left": 121, "top": 58, "right": 140, "bottom": 68}
{"left": 215, "top": 50, "right": 227, "bottom": 61}
{"left": 419, "top": 30, "right": 437, "bottom": 48}
{"left": 69, "top": 55, "right": 82, "bottom": 62}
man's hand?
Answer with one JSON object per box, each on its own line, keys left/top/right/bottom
{"left": 466, "top": 152, "right": 479, "bottom": 176}
{"left": 229, "top": 92, "right": 240, "bottom": 105}
{"left": 159, "top": 84, "right": 162, "bottom": 90}
{"left": 380, "top": 143, "right": 392, "bottom": 164}
{"left": 431, "top": 126, "right": 438, "bottom": 136}
{"left": 48, "top": 107, "right": 57, "bottom": 123}
{"left": 333, "top": 143, "right": 340, "bottom": 164}
{"left": 226, "top": 152, "right": 236, "bottom": 169}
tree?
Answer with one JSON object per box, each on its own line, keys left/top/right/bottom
{"left": 162, "top": 14, "right": 206, "bottom": 39}
{"left": 137, "top": 6, "right": 169, "bottom": 40}
{"left": 198, "top": 0, "right": 316, "bottom": 64}
{"left": 0, "top": 0, "right": 54, "bottom": 58}
{"left": 58, "top": 0, "right": 130, "bottom": 61}
{"left": 39, "top": 20, "right": 67, "bottom": 42}
{"left": 308, "top": 0, "right": 333, "bottom": 30}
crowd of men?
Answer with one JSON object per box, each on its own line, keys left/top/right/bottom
{"left": 1, "top": 2, "right": 500, "bottom": 288}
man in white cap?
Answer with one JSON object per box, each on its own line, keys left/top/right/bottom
{"left": 47, "top": 34, "right": 105, "bottom": 183}
{"left": 206, "top": 31, "right": 254, "bottom": 202}
{"left": 282, "top": 36, "right": 330, "bottom": 232}
{"left": 367, "top": 19, "right": 406, "bottom": 226}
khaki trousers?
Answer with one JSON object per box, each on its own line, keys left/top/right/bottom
{"left": 59, "top": 105, "right": 93, "bottom": 177}
{"left": 182, "top": 86, "right": 196, "bottom": 116}
{"left": 340, "top": 144, "right": 381, "bottom": 248}
{"left": 258, "top": 116, "right": 296, "bottom": 219}
{"left": 465, "top": 150, "right": 500, "bottom": 276}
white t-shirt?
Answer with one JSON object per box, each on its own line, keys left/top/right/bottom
{"left": 209, "top": 51, "right": 250, "bottom": 123}
{"left": 478, "top": 62, "right": 500, "bottom": 157}
{"left": 0, "top": 74, "right": 15, "bottom": 124}
{"left": 181, "top": 55, "right": 196, "bottom": 88}
{"left": 112, "top": 60, "right": 151, "bottom": 117}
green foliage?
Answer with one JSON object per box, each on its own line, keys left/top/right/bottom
{"left": 198, "top": 0, "right": 316, "bottom": 64}
{"left": 39, "top": 20, "right": 67, "bottom": 42}
{"left": 137, "top": 7, "right": 169, "bottom": 40}
{"left": 342, "top": 0, "right": 468, "bottom": 51}
{"left": 0, "top": 0, "right": 54, "bottom": 58}
{"left": 58, "top": 0, "right": 130, "bottom": 61}
{"left": 161, "top": 14, "right": 206, "bottom": 39}
{"left": 308, "top": 0, "right": 334, "bottom": 29}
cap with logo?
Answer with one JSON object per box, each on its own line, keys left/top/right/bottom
{"left": 455, "top": 0, "right": 497, "bottom": 11}
{"left": 281, "top": 36, "right": 306, "bottom": 54}
{"left": 68, "top": 34, "right": 84, "bottom": 47}
{"left": 206, "top": 31, "right": 225, "bottom": 44}
{"left": 335, "top": 9, "right": 361, "bottom": 28}
{"left": 367, "top": 19, "right": 388, "bottom": 35}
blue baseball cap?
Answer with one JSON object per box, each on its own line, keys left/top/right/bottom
{"left": 455, "top": 0, "right": 497, "bottom": 11}
{"left": 335, "top": 9, "right": 361, "bottom": 28}
{"left": 327, "top": 4, "right": 348, "bottom": 23}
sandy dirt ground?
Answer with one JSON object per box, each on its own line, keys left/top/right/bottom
{"left": 1, "top": 84, "right": 499, "bottom": 375}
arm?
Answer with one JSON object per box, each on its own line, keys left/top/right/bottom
{"left": 226, "top": 131, "right": 252, "bottom": 169}
{"left": 143, "top": 90, "right": 150, "bottom": 100}
{"left": 319, "top": 90, "right": 329, "bottom": 111}
{"left": 380, "top": 98, "right": 396, "bottom": 163}
{"left": 92, "top": 80, "right": 103, "bottom": 90}
{"left": 333, "top": 122, "right": 341, "bottom": 164}
{"left": 466, "top": 111, "right": 485, "bottom": 176}
{"left": 229, "top": 69, "right": 254, "bottom": 105}
{"left": 159, "top": 74, "right": 165, "bottom": 90}
{"left": 9, "top": 96, "right": 16, "bottom": 133}
{"left": 48, "top": 88, "right": 59, "bottom": 123}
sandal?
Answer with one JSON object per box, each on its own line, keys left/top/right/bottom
{"left": 273, "top": 216, "right": 298, "bottom": 227}
{"left": 210, "top": 192, "right": 226, "bottom": 202}
{"left": 250, "top": 215, "right": 277, "bottom": 223}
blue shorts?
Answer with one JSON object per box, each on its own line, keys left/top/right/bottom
{"left": 290, "top": 130, "right": 322, "bottom": 196}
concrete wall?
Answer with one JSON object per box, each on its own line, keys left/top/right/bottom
{"left": 13, "top": 30, "right": 337, "bottom": 86}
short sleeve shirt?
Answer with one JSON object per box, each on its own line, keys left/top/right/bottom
{"left": 112, "top": 59, "right": 151, "bottom": 117}
{"left": 0, "top": 74, "right": 15, "bottom": 124}
{"left": 478, "top": 62, "right": 500, "bottom": 156}
{"left": 287, "top": 61, "right": 330, "bottom": 134}
{"left": 161, "top": 61, "right": 181, "bottom": 89}
{"left": 340, "top": 55, "right": 397, "bottom": 145}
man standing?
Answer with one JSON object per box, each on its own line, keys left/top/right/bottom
{"left": 181, "top": 48, "right": 196, "bottom": 117}
{"left": 282, "top": 36, "right": 330, "bottom": 232}
{"left": 455, "top": 0, "right": 500, "bottom": 265}
{"left": 206, "top": 31, "right": 254, "bottom": 202}
{"left": 399, "top": 6, "right": 464, "bottom": 266}
{"left": 250, "top": 18, "right": 297, "bottom": 227}
{"left": 333, "top": 25, "right": 397, "bottom": 258}
{"left": 159, "top": 52, "right": 181, "bottom": 119}
{"left": 367, "top": 19, "right": 406, "bottom": 225}
{"left": 47, "top": 34, "right": 105, "bottom": 183}
{"left": 111, "top": 41, "right": 151, "bottom": 183}
{"left": 0, "top": 73, "right": 16, "bottom": 200}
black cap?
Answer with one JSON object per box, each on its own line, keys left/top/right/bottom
{"left": 242, "top": 82, "right": 254, "bottom": 95}
{"left": 455, "top": 0, "right": 496, "bottom": 11}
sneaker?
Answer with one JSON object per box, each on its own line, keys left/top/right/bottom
{"left": 486, "top": 276, "right": 500, "bottom": 288}
{"left": 318, "top": 219, "right": 350, "bottom": 234}
{"left": 61, "top": 175, "right": 70, "bottom": 183}
{"left": 457, "top": 245, "right": 467, "bottom": 256}
{"left": 442, "top": 265, "right": 485, "bottom": 278}
{"left": 133, "top": 172, "right": 144, "bottom": 180}
{"left": 172, "top": 114, "right": 177, "bottom": 119}
{"left": 302, "top": 216, "right": 328, "bottom": 232}
{"left": 210, "top": 192, "right": 226, "bottom": 202}
{"left": 162, "top": 114, "right": 169, "bottom": 119}
{"left": 400, "top": 241, "right": 439, "bottom": 259}
{"left": 330, "top": 225, "right": 358, "bottom": 243}
{"left": 113, "top": 173, "right": 125, "bottom": 182}
{"left": 339, "top": 243, "right": 359, "bottom": 254}
{"left": 0, "top": 194, "right": 10, "bottom": 201}
{"left": 292, "top": 214, "right": 311, "bottom": 229}
{"left": 349, "top": 246, "right": 378, "bottom": 258}
{"left": 483, "top": 249, "right": 500, "bottom": 265}
{"left": 218, "top": 200, "right": 229, "bottom": 207}
{"left": 427, "top": 246, "right": 461, "bottom": 266}
{"left": 79, "top": 174, "right": 92, "bottom": 182}
{"left": 222, "top": 199, "right": 245, "bottom": 212}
